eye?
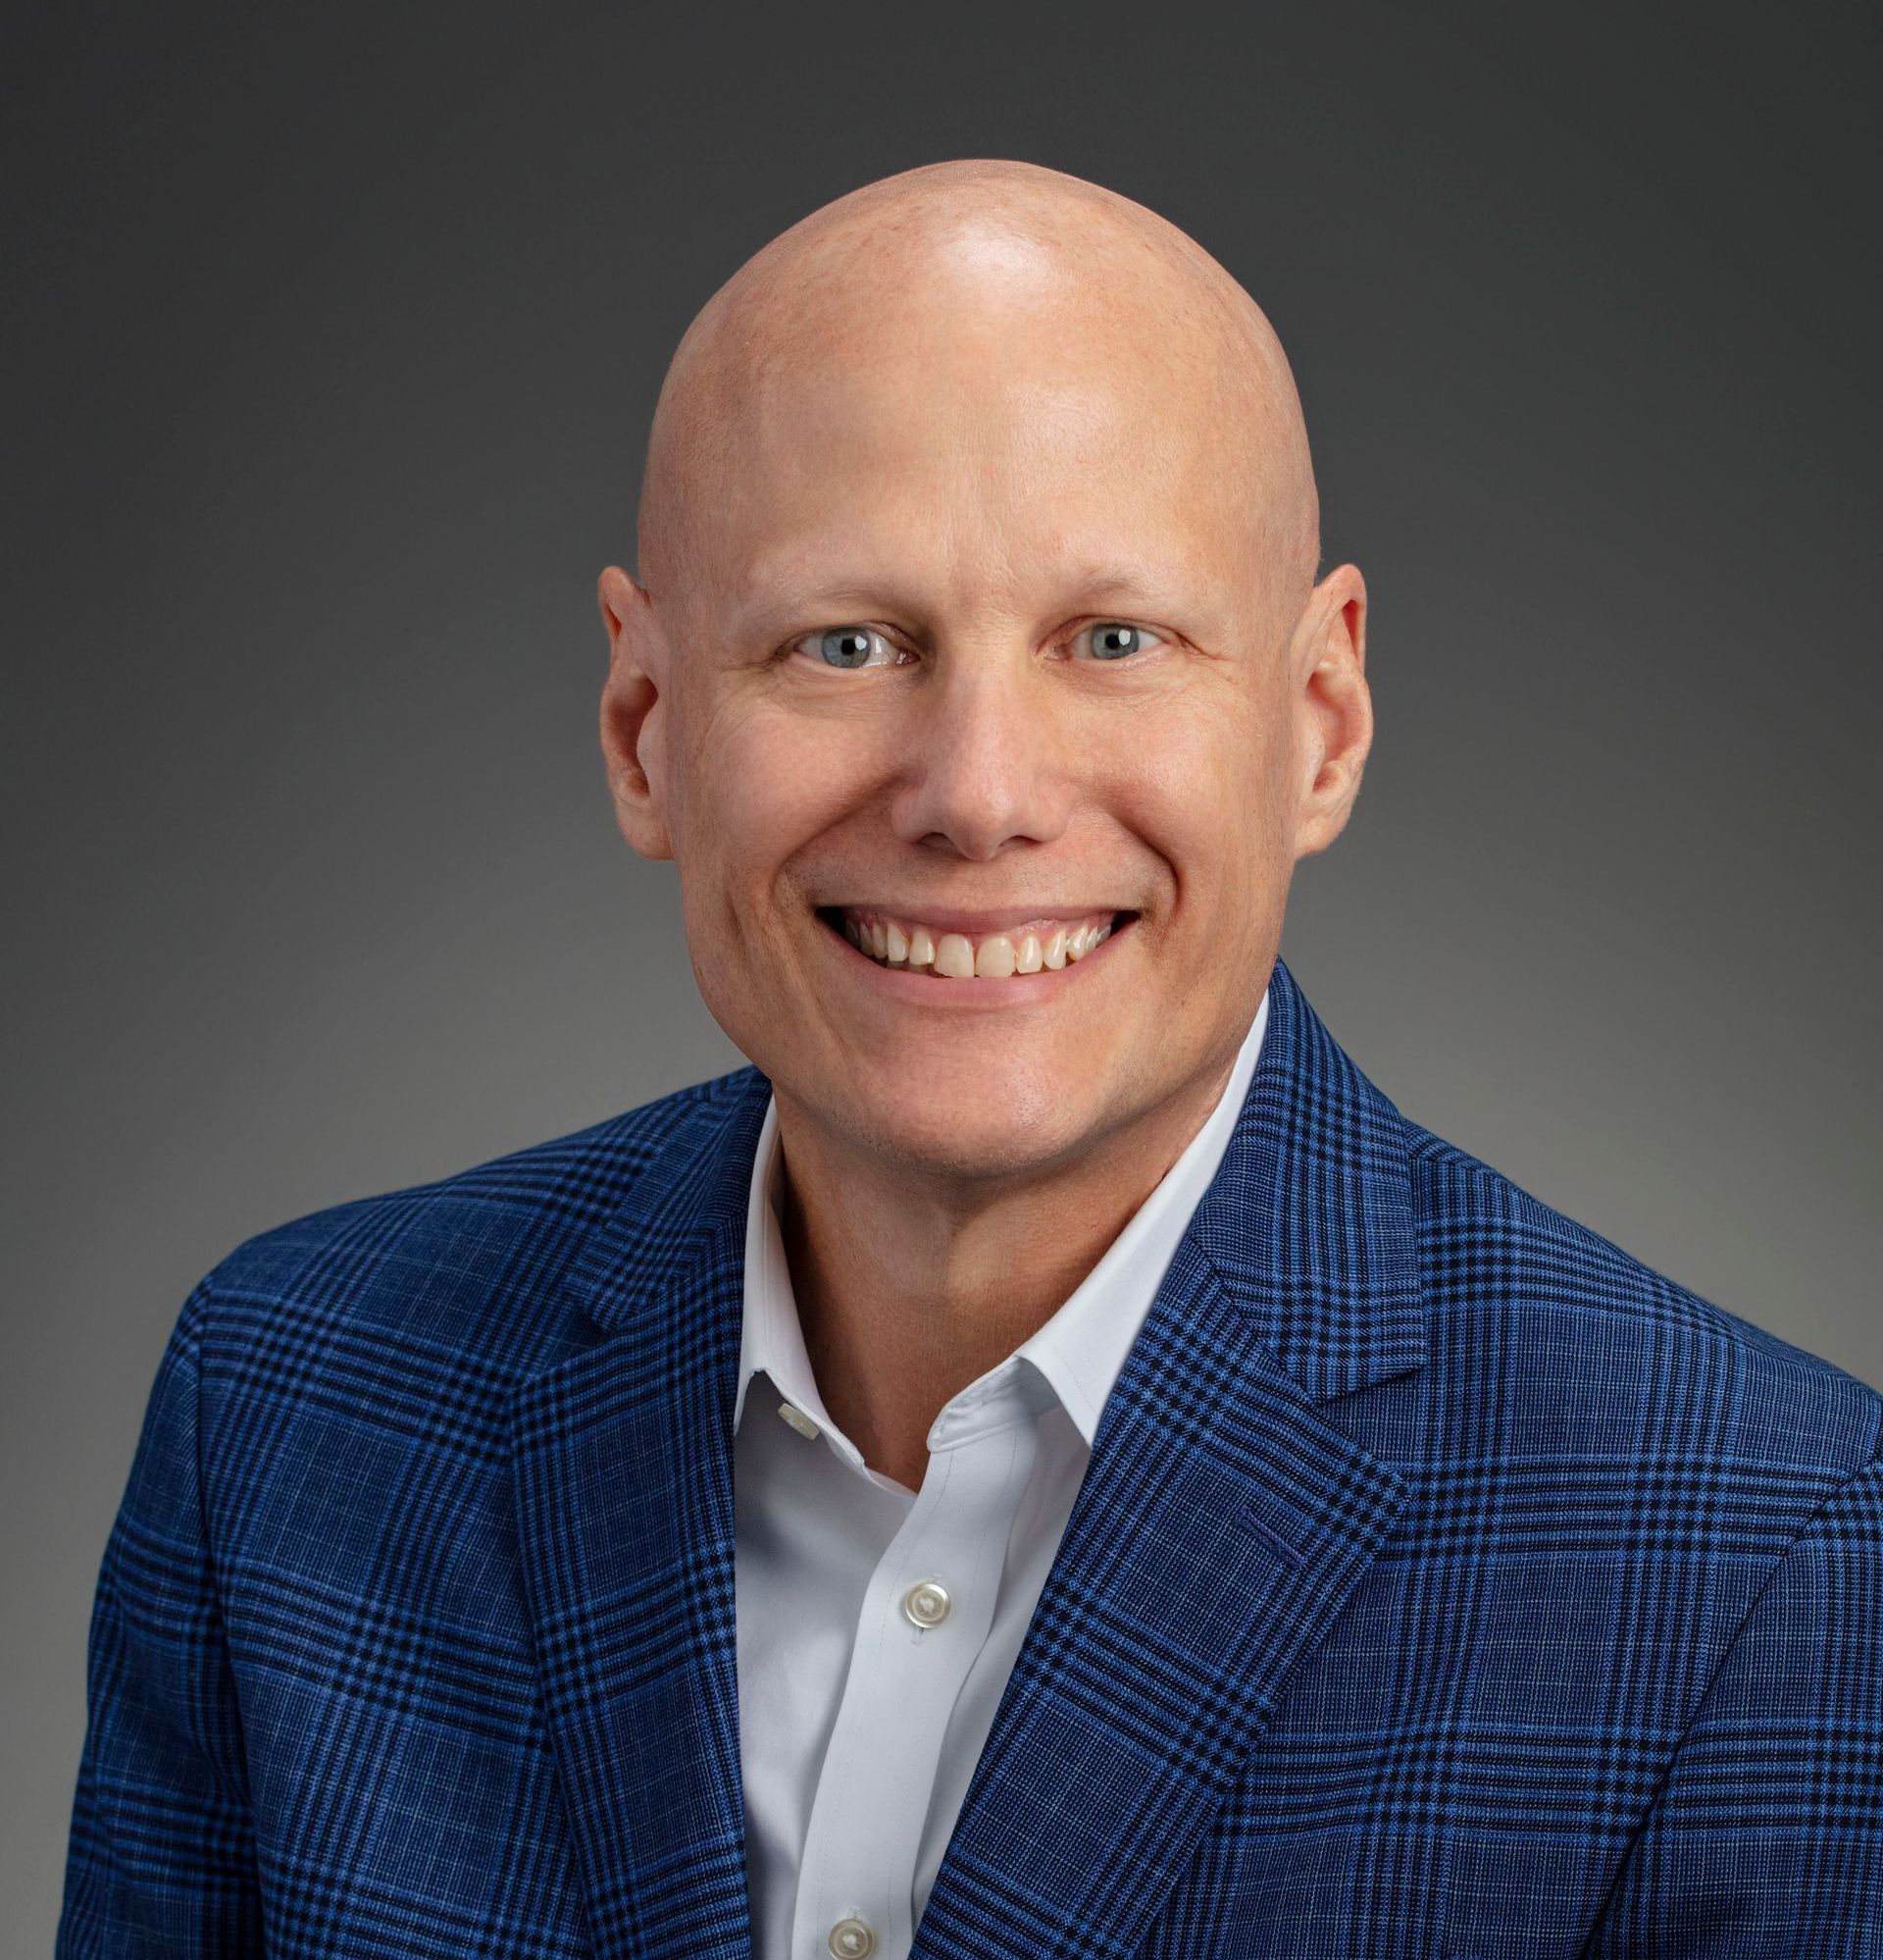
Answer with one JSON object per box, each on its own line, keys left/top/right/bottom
{"left": 791, "top": 625, "right": 899, "bottom": 670}
{"left": 1075, "top": 621, "right": 1167, "bottom": 661}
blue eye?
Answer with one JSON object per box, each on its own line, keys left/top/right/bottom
{"left": 800, "top": 626, "right": 891, "bottom": 669}
{"left": 1080, "top": 622, "right": 1162, "bottom": 660}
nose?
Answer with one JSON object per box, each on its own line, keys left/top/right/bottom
{"left": 887, "top": 645, "right": 1075, "bottom": 861}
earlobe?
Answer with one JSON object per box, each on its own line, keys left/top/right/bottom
{"left": 599, "top": 669, "right": 676, "bottom": 864}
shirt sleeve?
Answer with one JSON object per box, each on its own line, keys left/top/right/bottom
{"left": 56, "top": 1277, "right": 265, "bottom": 1956}
{"left": 1585, "top": 1440, "right": 1883, "bottom": 1954}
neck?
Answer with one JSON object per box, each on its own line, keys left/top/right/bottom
{"left": 772, "top": 1050, "right": 1242, "bottom": 1493}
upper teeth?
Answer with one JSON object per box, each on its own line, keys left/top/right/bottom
{"left": 837, "top": 908, "right": 1118, "bottom": 977}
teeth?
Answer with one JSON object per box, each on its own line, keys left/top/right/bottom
{"left": 935, "top": 933, "right": 976, "bottom": 979}
{"left": 834, "top": 907, "right": 1119, "bottom": 980}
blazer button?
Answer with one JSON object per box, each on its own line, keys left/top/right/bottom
{"left": 902, "top": 1578, "right": 952, "bottom": 1627}
{"left": 829, "top": 1914, "right": 877, "bottom": 1957}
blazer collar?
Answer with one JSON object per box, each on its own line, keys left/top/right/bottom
{"left": 511, "top": 954, "right": 1424, "bottom": 1960}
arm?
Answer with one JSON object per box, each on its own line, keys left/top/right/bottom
{"left": 1584, "top": 1444, "right": 1883, "bottom": 1955}
{"left": 57, "top": 1279, "right": 265, "bottom": 1956}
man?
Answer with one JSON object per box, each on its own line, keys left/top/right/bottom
{"left": 60, "top": 159, "right": 1881, "bottom": 1958}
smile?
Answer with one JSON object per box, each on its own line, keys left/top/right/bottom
{"left": 816, "top": 904, "right": 1136, "bottom": 980}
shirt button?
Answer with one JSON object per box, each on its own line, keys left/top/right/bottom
{"left": 902, "top": 1578, "right": 952, "bottom": 1627}
{"left": 828, "top": 1914, "right": 877, "bottom": 1957}
{"left": 777, "top": 1400, "right": 821, "bottom": 1439}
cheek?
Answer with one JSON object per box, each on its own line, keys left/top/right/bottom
{"left": 1114, "top": 696, "right": 1282, "bottom": 894}
{"left": 676, "top": 697, "right": 866, "bottom": 897}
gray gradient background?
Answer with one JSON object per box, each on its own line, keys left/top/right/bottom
{"left": 7, "top": 2, "right": 1878, "bottom": 1943}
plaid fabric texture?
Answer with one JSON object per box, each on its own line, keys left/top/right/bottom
{"left": 58, "top": 954, "right": 1883, "bottom": 1957}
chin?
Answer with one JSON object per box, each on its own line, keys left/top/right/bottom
{"left": 841, "top": 1081, "right": 1098, "bottom": 1181}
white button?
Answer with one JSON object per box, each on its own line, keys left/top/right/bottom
{"left": 902, "top": 1578, "right": 951, "bottom": 1627}
{"left": 777, "top": 1400, "right": 821, "bottom": 1439}
{"left": 828, "top": 1914, "right": 876, "bottom": 1957}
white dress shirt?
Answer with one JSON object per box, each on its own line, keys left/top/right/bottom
{"left": 733, "top": 986, "right": 1270, "bottom": 1960}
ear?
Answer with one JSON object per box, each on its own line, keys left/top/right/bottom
{"left": 1289, "top": 562, "right": 1372, "bottom": 861}
{"left": 596, "top": 565, "right": 675, "bottom": 862}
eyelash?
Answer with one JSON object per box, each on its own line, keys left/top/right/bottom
{"left": 784, "top": 620, "right": 1171, "bottom": 669}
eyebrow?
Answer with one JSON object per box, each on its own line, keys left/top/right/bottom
{"left": 1054, "top": 567, "right": 1187, "bottom": 612}
{"left": 733, "top": 559, "right": 1197, "bottom": 638}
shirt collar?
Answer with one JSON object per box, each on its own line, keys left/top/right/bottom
{"left": 734, "top": 984, "right": 1270, "bottom": 1454}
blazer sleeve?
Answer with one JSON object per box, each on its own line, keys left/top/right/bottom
{"left": 1585, "top": 1441, "right": 1883, "bottom": 1955}
{"left": 56, "top": 1278, "right": 265, "bottom": 1956}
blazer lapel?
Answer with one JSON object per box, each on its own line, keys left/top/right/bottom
{"left": 908, "top": 954, "right": 1426, "bottom": 1960}
{"left": 508, "top": 1074, "right": 771, "bottom": 1960}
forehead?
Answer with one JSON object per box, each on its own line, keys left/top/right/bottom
{"left": 697, "top": 300, "right": 1267, "bottom": 621}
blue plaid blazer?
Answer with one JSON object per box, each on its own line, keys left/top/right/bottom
{"left": 60, "top": 955, "right": 1883, "bottom": 1957}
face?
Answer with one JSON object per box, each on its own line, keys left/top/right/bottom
{"left": 600, "top": 278, "right": 1369, "bottom": 1186}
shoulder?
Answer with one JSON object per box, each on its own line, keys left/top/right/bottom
{"left": 187, "top": 1064, "right": 763, "bottom": 1388}
{"left": 1399, "top": 1116, "right": 1883, "bottom": 1488}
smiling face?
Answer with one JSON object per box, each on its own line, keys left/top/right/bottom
{"left": 600, "top": 162, "right": 1370, "bottom": 1187}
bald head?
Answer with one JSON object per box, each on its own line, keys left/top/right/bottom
{"left": 636, "top": 159, "right": 1319, "bottom": 622}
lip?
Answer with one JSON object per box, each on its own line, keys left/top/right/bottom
{"left": 813, "top": 906, "right": 1135, "bottom": 1006}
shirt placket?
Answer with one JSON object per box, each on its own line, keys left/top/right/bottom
{"left": 791, "top": 1387, "right": 1041, "bottom": 1960}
